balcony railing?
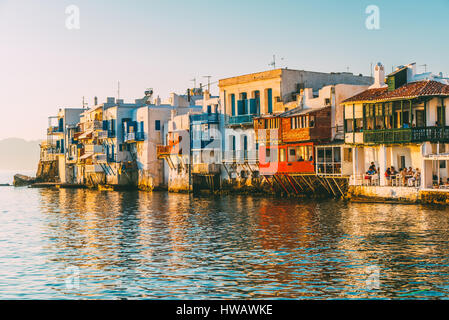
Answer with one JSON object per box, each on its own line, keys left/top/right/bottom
{"left": 85, "top": 164, "right": 104, "bottom": 173}
{"left": 364, "top": 126, "right": 449, "bottom": 144}
{"left": 190, "top": 113, "right": 219, "bottom": 123}
{"left": 411, "top": 126, "right": 449, "bottom": 142}
{"left": 364, "top": 128, "right": 412, "bottom": 144}
{"left": 83, "top": 120, "right": 103, "bottom": 131}
{"left": 85, "top": 144, "right": 104, "bottom": 154}
{"left": 157, "top": 145, "right": 172, "bottom": 158}
{"left": 226, "top": 114, "right": 257, "bottom": 126}
{"left": 124, "top": 132, "right": 145, "bottom": 142}
{"left": 47, "top": 126, "right": 64, "bottom": 134}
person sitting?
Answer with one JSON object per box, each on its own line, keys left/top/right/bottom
{"left": 385, "top": 168, "right": 392, "bottom": 185}
{"left": 399, "top": 168, "right": 407, "bottom": 186}
{"left": 368, "top": 162, "right": 377, "bottom": 173}
{"left": 407, "top": 167, "right": 414, "bottom": 176}
{"left": 408, "top": 168, "right": 420, "bottom": 187}
{"left": 309, "top": 156, "right": 313, "bottom": 162}
{"left": 298, "top": 156, "right": 304, "bottom": 162}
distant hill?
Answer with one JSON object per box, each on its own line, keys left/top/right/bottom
{"left": 0, "top": 138, "right": 40, "bottom": 171}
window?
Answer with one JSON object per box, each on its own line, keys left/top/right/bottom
{"left": 155, "top": 120, "right": 161, "bottom": 131}
{"left": 343, "top": 148, "right": 352, "bottom": 162}
{"left": 288, "top": 147, "right": 296, "bottom": 162}
{"left": 279, "top": 148, "right": 286, "bottom": 162}
{"left": 230, "top": 94, "right": 236, "bottom": 116}
{"left": 309, "top": 115, "right": 315, "bottom": 127}
{"left": 345, "top": 119, "right": 354, "bottom": 133}
{"left": 267, "top": 88, "right": 273, "bottom": 113}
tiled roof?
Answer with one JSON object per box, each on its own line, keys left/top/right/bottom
{"left": 343, "top": 80, "right": 449, "bottom": 103}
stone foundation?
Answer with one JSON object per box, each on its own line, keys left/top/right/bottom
{"left": 36, "top": 160, "right": 59, "bottom": 182}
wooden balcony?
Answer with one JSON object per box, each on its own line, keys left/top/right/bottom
{"left": 157, "top": 145, "right": 172, "bottom": 159}
{"left": 364, "top": 126, "right": 449, "bottom": 144}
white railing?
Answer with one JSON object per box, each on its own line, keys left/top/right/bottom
{"left": 85, "top": 144, "right": 104, "bottom": 154}
{"left": 85, "top": 164, "right": 104, "bottom": 173}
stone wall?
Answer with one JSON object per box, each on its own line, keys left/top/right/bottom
{"left": 36, "top": 160, "right": 59, "bottom": 182}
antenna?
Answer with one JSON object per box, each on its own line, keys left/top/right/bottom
{"left": 117, "top": 81, "right": 120, "bottom": 100}
{"left": 203, "top": 76, "right": 212, "bottom": 92}
{"left": 190, "top": 78, "right": 197, "bottom": 89}
{"left": 269, "top": 55, "right": 284, "bottom": 69}
{"left": 370, "top": 62, "right": 373, "bottom": 77}
{"left": 420, "top": 64, "right": 428, "bottom": 73}
{"left": 82, "top": 96, "right": 87, "bottom": 109}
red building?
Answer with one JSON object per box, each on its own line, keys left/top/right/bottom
{"left": 254, "top": 106, "right": 332, "bottom": 176}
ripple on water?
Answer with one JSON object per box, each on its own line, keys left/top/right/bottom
{"left": 1, "top": 185, "right": 449, "bottom": 299}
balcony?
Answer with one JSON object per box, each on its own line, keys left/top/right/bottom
{"left": 84, "top": 120, "right": 103, "bottom": 131}
{"left": 190, "top": 113, "right": 219, "bottom": 123}
{"left": 124, "top": 132, "right": 145, "bottom": 143}
{"left": 157, "top": 145, "right": 172, "bottom": 159}
{"left": 227, "top": 114, "right": 257, "bottom": 126}
{"left": 192, "top": 163, "right": 221, "bottom": 175}
{"left": 85, "top": 144, "right": 104, "bottom": 154}
{"left": 85, "top": 164, "right": 104, "bottom": 173}
{"left": 364, "top": 127, "right": 449, "bottom": 144}
{"left": 47, "top": 126, "right": 64, "bottom": 135}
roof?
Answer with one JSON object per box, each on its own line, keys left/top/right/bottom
{"left": 343, "top": 80, "right": 449, "bottom": 104}
{"left": 279, "top": 106, "right": 329, "bottom": 117}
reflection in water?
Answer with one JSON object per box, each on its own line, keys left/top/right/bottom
{"left": 1, "top": 186, "right": 449, "bottom": 299}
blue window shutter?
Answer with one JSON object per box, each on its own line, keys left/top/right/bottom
{"left": 267, "top": 89, "right": 273, "bottom": 113}
{"left": 231, "top": 94, "right": 235, "bottom": 116}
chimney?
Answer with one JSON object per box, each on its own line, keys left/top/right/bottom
{"left": 369, "top": 62, "right": 386, "bottom": 89}
{"left": 94, "top": 96, "right": 98, "bottom": 106}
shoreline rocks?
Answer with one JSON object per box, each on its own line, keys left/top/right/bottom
{"left": 13, "top": 174, "right": 36, "bottom": 187}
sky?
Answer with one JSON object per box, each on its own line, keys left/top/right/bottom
{"left": 0, "top": 0, "right": 448, "bottom": 141}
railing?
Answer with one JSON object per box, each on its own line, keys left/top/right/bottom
{"left": 316, "top": 162, "right": 342, "bottom": 175}
{"left": 226, "top": 114, "right": 257, "bottom": 126}
{"left": 83, "top": 120, "right": 103, "bottom": 131}
{"left": 364, "top": 128, "right": 412, "bottom": 144}
{"left": 135, "top": 132, "right": 145, "bottom": 141}
{"left": 85, "top": 144, "right": 103, "bottom": 154}
{"left": 47, "top": 126, "right": 64, "bottom": 134}
{"left": 364, "top": 126, "right": 449, "bottom": 144}
{"left": 190, "top": 113, "right": 219, "bottom": 123}
{"left": 412, "top": 126, "right": 449, "bottom": 142}
{"left": 222, "top": 150, "right": 259, "bottom": 163}
{"left": 85, "top": 164, "right": 104, "bottom": 173}
{"left": 124, "top": 132, "right": 144, "bottom": 142}
{"left": 157, "top": 145, "right": 172, "bottom": 158}
{"left": 125, "top": 132, "right": 135, "bottom": 142}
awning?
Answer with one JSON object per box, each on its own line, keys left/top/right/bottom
{"left": 79, "top": 153, "right": 93, "bottom": 160}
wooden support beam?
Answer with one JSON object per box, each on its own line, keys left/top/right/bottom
{"left": 262, "top": 175, "right": 275, "bottom": 193}
{"left": 299, "top": 175, "right": 314, "bottom": 192}
{"left": 324, "top": 177, "right": 337, "bottom": 197}
{"left": 291, "top": 176, "right": 305, "bottom": 192}
{"left": 273, "top": 175, "right": 290, "bottom": 195}
{"left": 316, "top": 176, "right": 331, "bottom": 194}
{"left": 285, "top": 174, "right": 299, "bottom": 195}
{"left": 332, "top": 177, "right": 344, "bottom": 197}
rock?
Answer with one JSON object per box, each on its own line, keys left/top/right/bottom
{"left": 13, "top": 174, "right": 36, "bottom": 187}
